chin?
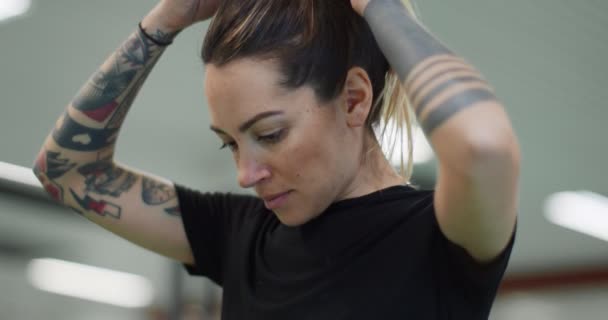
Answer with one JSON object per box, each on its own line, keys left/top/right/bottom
{"left": 273, "top": 208, "right": 317, "bottom": 227}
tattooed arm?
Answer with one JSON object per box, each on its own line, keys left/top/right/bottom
{"left": 355, "top": 0, "right": 520, "bottom": 262}
{"left": 32, "top": 2, "right": 217, "bottom": 264}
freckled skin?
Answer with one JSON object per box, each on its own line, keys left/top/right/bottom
{"left": 205, "top": 58, "right": 402, "bottom": 226}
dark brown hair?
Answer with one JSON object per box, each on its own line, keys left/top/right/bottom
{"left": 202, "top": 0, "right": 418, "bottom": 180}
{"left": 202, "top": 0, "right": 389, "bottom": 124}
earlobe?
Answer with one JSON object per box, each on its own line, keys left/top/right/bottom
{"left": 344, "top": 67, "right": 373, "bottom": 128}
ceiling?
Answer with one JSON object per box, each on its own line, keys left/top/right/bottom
{"left": 1, "top": 0, "right": 607, "bottom": 318}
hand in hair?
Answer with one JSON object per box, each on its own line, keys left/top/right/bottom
{"left": 148, "top": 0, "right": 220, "bottom": 31}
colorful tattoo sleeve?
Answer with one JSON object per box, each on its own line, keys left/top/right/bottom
{"left": 33, "top": 150, "right": 77, "bottom": 202}
{"left": 52, "top": 26, "right": 169, "bottom": 151}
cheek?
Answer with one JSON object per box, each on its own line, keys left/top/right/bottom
{"left": 281, "top": 132, "right": 338, "bottom": 187}
{"left": 276, "top": 105, "right": 344, "bottom": 190}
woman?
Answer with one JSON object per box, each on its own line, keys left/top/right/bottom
{"left": 34, "top": 0, "right": 520, "bottom": 318}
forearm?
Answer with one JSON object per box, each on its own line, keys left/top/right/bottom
{"left": 34, "top": 14, "right": 178, "bottom": 202}
{"left": 364, "top": 0, "right": 518, "bottom": 172}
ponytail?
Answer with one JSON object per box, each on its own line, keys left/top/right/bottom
{"left": 375, "top": 0, "right": 420, "bottom": 183}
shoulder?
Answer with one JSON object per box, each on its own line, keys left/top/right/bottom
{"left": 174, "top": 184, "right": 266, "bottom": 222}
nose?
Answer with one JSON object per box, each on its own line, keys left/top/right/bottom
{"left": 237, "top": 155, "right": 271, "bottom": 189}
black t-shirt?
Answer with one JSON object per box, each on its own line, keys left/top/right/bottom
{"left": 175, "top": 184, "right": 515, "bottom": 320}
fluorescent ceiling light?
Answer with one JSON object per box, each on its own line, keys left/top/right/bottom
{"left": 544, "top": 191, "right": 608, "bottom": 242}
{"left": 27, "top": 258, "right": 154, "bottom": 308}
{"left": 0, "top": 161, "right": 41, "bottom": 189}
{"left": 377, "top": 121, "right": 434, "bottom": 166}
{"left": 0, "top": 0, "right": 31, "bottom": 21}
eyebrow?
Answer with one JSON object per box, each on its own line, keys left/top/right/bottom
{"left": 209, "top": 110, "right": 284, "bottom": 135}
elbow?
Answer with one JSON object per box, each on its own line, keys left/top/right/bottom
{"left": 468, "top": 132, "right": 521, "bottom": 178}
{"left": 31, "top": 165, "right": 58, "bottom": 203}
{"left": 32, "top": 151, "right": 67, "bottom": 204}
{"left": 460, "top": 101, "right": 521, "bottom": 168}
{"left": 32, "top": 152, "right": 45, "bottom": 184}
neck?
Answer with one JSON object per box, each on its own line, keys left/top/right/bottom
{"left": 339, "top": 136, "right": 406, "bottom": 201}
{"left": 363, "top": 139, "right": 406, "bottom": 189}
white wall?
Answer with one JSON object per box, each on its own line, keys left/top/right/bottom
{"left": 492, "top": 286, "right": 608, "bottom": 320}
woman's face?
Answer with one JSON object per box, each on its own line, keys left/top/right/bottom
{"left": 204, "top": 58, "right": 366, "bottom": 226}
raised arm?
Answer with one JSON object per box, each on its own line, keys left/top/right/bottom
{"left": 32, "top": 1, "right": 218, "bottom": 264}
{"left": 352, "top": 0, "right": 520, "bottom": 262}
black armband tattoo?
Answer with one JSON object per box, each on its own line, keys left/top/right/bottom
{"left": 422, "top": 88, "right": 496, "bottom": 135}
{"left": 364, "top": 0, "right": 452, "bottom": 81}
{"left": 407, "top": 56, "right": 498, "bottom": 135}
{"left": 364, "top": 1, "right": 500, "bottom": 135}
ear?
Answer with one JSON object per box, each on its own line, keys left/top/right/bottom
{"left": 342, "top": 67, "right": 373, "bottom": 128}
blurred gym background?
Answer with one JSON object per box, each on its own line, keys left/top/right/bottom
{"left": 1, "top": 0, "right": 607, "bottom": 319}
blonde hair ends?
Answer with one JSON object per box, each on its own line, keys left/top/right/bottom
{"left": 376, "top": 0, "right": 419, "bottom": 183}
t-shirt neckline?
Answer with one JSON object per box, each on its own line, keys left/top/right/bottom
{"left": 324, "top": 184, "right": 416, "bottom": 213}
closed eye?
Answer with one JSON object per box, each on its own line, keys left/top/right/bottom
{"left": 257, "top": 129, "right": 285, "bottom": 144}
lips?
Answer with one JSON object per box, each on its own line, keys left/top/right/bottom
{"left": 262, "top": 191, "right": 289, "bottom": 202}
{"left": 261, "top": 190, "right": 292, "bottom": 209}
